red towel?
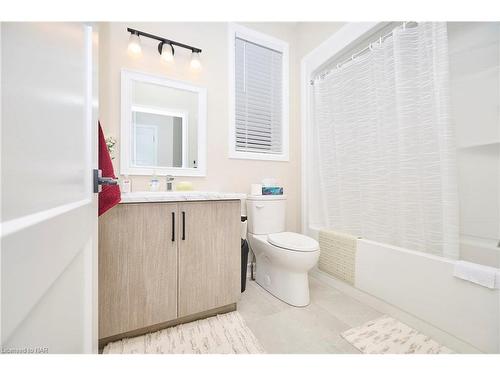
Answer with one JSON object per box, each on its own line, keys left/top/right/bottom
{"left": 98, "top": 122, "right": 121, "bottom": 216}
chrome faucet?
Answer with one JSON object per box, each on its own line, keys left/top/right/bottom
{"left": 166, "top": 175, "right": 175, "bottom": 191}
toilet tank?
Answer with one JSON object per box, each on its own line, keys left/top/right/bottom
{"left": 246, "top": 195, "right": 287, "bottom": 234}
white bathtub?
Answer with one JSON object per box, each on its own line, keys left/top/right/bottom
{"left": 355, "top": 239, "right": 500, "bottom": 353}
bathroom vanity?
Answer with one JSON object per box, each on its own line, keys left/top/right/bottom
{"left": 98, "top": 192, "right": 244, "bottom": 347}
{"left": 97, "top": 69, "right": 243, "bottom": 348}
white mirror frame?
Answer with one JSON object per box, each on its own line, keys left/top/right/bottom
{"left": 120, "top": 69, "right": 207, "bottom": 177}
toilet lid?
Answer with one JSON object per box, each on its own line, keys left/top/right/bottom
{"left": 267, "top": 232, "right": 319, "bottom": 252}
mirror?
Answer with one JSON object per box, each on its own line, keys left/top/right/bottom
{"left": 121, "top": 70, "right": 207, "bottom": 176}
{"left": 132, "top": 109, "right": 186, "bottom": 168}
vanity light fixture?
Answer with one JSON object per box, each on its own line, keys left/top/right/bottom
{"left": 126, "top": 28, "right": 202, "bottom": 69}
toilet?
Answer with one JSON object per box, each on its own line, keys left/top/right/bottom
{"left": 246, "top": 195, "right": 320, "bottom": 307}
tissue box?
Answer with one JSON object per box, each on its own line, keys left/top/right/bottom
{"left": 262, "top": 186, "right": 283, "bottom": 195}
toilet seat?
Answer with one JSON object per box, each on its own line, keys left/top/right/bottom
{"left": 267, "top": 232, "right": 319, "bottom": 252}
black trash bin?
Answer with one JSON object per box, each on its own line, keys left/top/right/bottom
{"left": 241, "top": 239, "right": 249, "bottom": 292}
{"left": 241, "top": 216, "right": 250, "bottom": 292}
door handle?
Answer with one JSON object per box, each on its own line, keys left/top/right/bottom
{"left": 171, "top": 212, "right": 175, "bottom": 242}
{"left": 93, "top": 169, "right": 118, "bottom": 193}
{"left": 182, "top": 211, "right": 186, "bottom": 240}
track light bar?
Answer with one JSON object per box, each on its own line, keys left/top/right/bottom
{"left": 126, "top": 28, "right": 202, "bottom": 54}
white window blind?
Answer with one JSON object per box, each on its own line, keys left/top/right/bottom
{"left": 234, "top": 37, "right": 283, "bottom": 155}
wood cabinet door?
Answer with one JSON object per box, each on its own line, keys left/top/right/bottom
{"left": 99, "top": 203, "right": 178, "bottom": 338}
{"left": 177, "top": 200, "right": 241, "bottom": 317}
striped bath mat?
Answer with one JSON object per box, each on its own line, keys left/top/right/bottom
{"left": 341, "top": 315, "right": 453, "bottom": 354}
{"left": 103, "top": 311, "right": 265, "bottom": 354}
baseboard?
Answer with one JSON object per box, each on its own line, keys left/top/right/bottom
{"left": 310, "top": 268, "right": 482, "bottom": 354}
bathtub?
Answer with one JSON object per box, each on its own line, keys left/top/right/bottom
{"left": 354, "top": 239, "right": 500, "bottom": 353}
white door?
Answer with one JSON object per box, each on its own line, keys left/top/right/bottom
{"left": 1, "top": 23, "right": 98, "bottom": 353}
{"left": 134, "top": 124, "right": 158, "bottom": 166}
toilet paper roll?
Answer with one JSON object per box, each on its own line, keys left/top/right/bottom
{"left": 250, "top": 184, "right": 262, "bottom": 195}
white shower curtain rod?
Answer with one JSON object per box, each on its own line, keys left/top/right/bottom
{"left": 310, "top": 21, "right": 418, "bottom": 85}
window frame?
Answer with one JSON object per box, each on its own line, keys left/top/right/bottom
{"left": 227, "top": 23, "right": 290, "bottom": 162}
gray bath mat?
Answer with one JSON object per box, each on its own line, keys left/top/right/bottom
{"left": 341, "top": 315, "right": 453, "bottom": 354}
{"left": 103, "top": 311, "right": 265, "bottom": 354}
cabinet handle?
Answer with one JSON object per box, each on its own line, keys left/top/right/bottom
{"left": 171, "top": 212, "right": 175, "bottom": 242}
{"left": 182, "top": 211, "right": 186, "bottom": 240}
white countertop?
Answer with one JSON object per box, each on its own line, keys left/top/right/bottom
{"left": 120, "top": 191, "right": 247, "bottom": 203}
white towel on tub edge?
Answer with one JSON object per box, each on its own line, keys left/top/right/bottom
{"left": 453, "top": 260, "right": 499, "bottom": 289}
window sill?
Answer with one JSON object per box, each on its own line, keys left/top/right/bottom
{"left": 228, "top": 150, "right": 289, "bottom": 162}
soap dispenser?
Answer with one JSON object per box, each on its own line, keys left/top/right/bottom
{"left": 150, "top": 170, "right": 160, "bottom": 192}
{"left": 121, "top": 175, "right": 131, "bottom": 193}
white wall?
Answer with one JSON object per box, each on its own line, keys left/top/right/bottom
{"left": 448, "top": 22, "right": 500, "bottom": 267}
{"left": 296, "top": 22, "right": 346, "bottom": 58}
{"left": 99, "top": 22, "right": 343, "bottom": 230}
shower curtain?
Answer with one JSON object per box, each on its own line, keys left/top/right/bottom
{"left": 312, "top": 23, "right": 459, "bottom": 258}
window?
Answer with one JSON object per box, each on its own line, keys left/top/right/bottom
{"left": 228, "top": 24, "right": 289, "bottom": 161}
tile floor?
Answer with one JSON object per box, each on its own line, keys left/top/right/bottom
{"left": 237, "top": 275, "right": 384, "bottom": 354}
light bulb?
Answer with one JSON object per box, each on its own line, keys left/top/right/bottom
{"left": 190, "top": 51, "right": 201, "bottom": 70}
{"left": 161, "top": 43, "right": 174, "bottom": 62}
{"left": 127, "top": 33, "right": 142, "bottom": 55}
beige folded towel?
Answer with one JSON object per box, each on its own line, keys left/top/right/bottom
{"left": 318, "top": 229, "right": 359, "bottom": 285}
